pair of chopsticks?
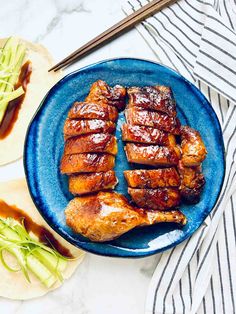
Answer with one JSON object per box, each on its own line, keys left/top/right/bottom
{"left": 49, "top": 0, "right": 177, "bottom": 72}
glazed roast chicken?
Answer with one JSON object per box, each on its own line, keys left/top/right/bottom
{"left": 64, "top": 119, "right": 116, "bottom": 140}
{"left": 122, "top": 123, "right": 176, "bottom": 146}
{"left": 65, "top": 191, "right": 186, "bottom": 242}
{"left": 61, "top": 80, "right": 207, "bottom": 242}
{"left": 63, "top": 134, "right": 118, "bottom": 155}
{"left": 125, "top": 143, "right": 181, "bottom": 166}
{"left": 127, "top": 86, "right": 177, "bottom": 116}
{"left": 85, "top": 79, "right": 126, "bottom": 111}
{"left": 69, "top": 171, "right": 118, "bottom": 196}
{"left": 125, "top": 108, "right": 181, "bottom": 134}
{"left": 123, "top": 168, "right": 180, "bottom": 188}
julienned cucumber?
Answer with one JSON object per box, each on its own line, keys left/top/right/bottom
{"left": 0, "top": 37, "right": 26, "bottom": 123}
{"left": 0, "top": 218, "right": 69, "bottom": 288}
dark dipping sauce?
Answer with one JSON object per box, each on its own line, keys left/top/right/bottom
{"left": 0, "top": 199, "right": 73, "bottom": 258}
{"left": 0, "top": 61, "right": 32, "bottom": 139}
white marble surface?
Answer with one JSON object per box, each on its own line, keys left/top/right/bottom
{"left": 0, "top": 1, "right": 159, "bottom": 313}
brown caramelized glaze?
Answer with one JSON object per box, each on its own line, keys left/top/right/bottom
{"left": 180, "top": 126, "right": 207, "bottom": 166}
{"left": 59, "top": 81, "right": 209, "bottom": 241}
{"left": 64, "top": 133, "right": 117, "bottom": 155}
{"left": 127, "top": 86, "right": 176, "bottom": 116}
{"left": 65, "top": 191, "right": 186, "bottom": 242}
{"left": 0, "top": 61, "right": 32, "bottom": 139}
{"left": 178, "top": 161, "right": 205, "bottom": 204}
{"left": 69, "top": 171, "right": 118, "bottom": 195}
{"left": 86, "top": 80, "right": 126, "bottom": 111}
{"left": 68, "top": 102, "right": 118, "bottom": 122}
{"left": 64, "top": 119, "right": 116, "bottom": 139}
{"left": 60, "top": 153, "right": 115, "bottom": 174}
{"left": 124, "top": 168, "right": 180, "bottom": 188}
{"left": 125, "top": 143, "right": 181, "bottom": 166}
{"left": 61, "top": 81, "right": 125, "bottom": 201}
{"left": 122, "top": 123, "right": 176, "bottom": 146}
{"left": 0, "top": 199, "right": 72, "bottom": 257}
{"left": 125, "top": 108, "right": 181, "bottom": 134}
{"left": 128, "top": 188, "right": 181, "bottom": 210}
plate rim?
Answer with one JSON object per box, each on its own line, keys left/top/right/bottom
{"left": 23, "top": 57, "right": 226, "bottom": 258}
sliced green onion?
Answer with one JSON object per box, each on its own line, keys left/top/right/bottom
{"left": 32, "top": 248, "right": 67, "bottom": 278}
{"left": 26, "top": 254, "right": 56, "bottom": 288}
{"left": 0, "top": 86, "right": 24, "bottom": 103}
{"left": 0, "top": 218, "right": 70, "bottom": 288}
{"left": 0, "top": 235, "right": 29, "bottom": 281}
{"left": 0, "top": 80, "right": 14, "bottom": 88}
{"left": 0, "top": 37, "right": 26, "bottom": 124}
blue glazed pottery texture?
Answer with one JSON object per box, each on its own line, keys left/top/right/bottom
{"left": 24, "top": 58, "right": 225, "bottom": 257}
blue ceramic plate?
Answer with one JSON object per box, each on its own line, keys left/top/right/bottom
{"left": 24, "top": 58, "right": 225, "bottom": 257}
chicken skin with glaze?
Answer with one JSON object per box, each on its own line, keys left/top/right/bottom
{"left": 64, "top": 134, "right": 117, "bottom": 155}
{"left": 127, "top": 86, "right": 176, "bottom": 116}
{"left": 61, "top": 81, "right": 125, "bottom": 196}
{"left": 61, "top": 81, "right": 207, "bottom": 242}
{"left": 68, "top": 102, "right": 118, "bottom": 122}
{"left": 86, "top": 80, "right": 126, "bottom": 111}
{"left": 60, "top": 153, "right": 115, "bottom": 174}
{"left": 178, "top": 161, "right": 205, "bottom": 204}
{"left": 125, "top": 143, "right": 181, "bottom": 166}
{"left": 180, "top": 126, "right": 207, "bottom": 166}
{"left": 65, "top": 191, "right": 187, "bottom": 242}
{"left": 125, "top": 108, "right": 181, "bottom": 134}
{"left": 128, "top": 187, "right": 181, "bottom": 210}
{"left": 122, "top": 124, "right": 176, "bottom": 146}
{"left": 69, "top": 171, "right": 118, "bottom": 195}
{"left": 124, "top": 168, "right": 180, "bottom": 188}
{"left": 63, "top": 119, "right": 116, "bottom": 139}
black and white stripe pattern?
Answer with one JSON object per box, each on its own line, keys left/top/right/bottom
{"left": 122, "top": 1, "right": 236, "bottom": 313}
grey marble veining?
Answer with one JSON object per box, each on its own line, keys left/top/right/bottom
{"left": 0, "top": 1, "right": 158, "bottom": 313}
{"left": 35, "top": 1, "right": 91, "bottom": 42}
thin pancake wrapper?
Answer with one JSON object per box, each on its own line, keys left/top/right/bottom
{"left": 0, "top": 38, "right": 62, "bottom": 166}
{"left": 0, "top": 178, "right": 84, "bottom": 300}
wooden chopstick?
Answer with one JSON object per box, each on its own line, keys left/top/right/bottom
{"left": 49, "top": 0, "right": 177, "bottom": 72}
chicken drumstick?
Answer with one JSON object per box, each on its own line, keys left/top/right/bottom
{"left": 65, "top": 191, "right": 187, "bottom": 242}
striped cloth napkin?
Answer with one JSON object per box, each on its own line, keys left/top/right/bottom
{"left": 122, "top": 1, "right": 236, "bottom": 313}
